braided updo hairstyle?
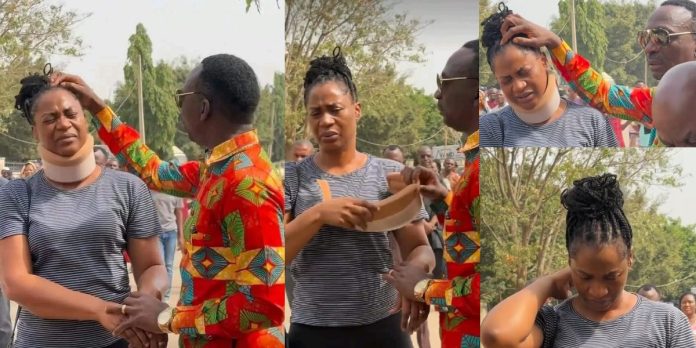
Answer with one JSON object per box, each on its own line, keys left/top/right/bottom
{"left": 303, "top": 47, "right": 358, "bottom": 105}
{"left": 14, "top": 64, "right": 59, "bottom": 125}
{"left": 481, "top": 3, "right": 543, "bottom": 69}
{"left": 561, "top": 173, "right": 633, "bottom": 258}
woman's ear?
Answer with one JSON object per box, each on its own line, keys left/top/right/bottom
{"left": 32, "top": 125, "right": 39, "bottom": 142}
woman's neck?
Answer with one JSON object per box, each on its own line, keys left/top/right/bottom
{"left": 529, "top": 99, "right": 567, "bottom": 126}
{"left": 43, "top": 165, "right": 102, "bottom": 191}
{"left": 315, "top": 147, "right": 366, "bottom": 175}
{"left": 573, "top": 291, "right": 636, "bottom": 322}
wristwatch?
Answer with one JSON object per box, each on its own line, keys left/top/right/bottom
{"left": 413, "top": 278, "right": 432, "bottom": 303}
{"left": 157, "top": 307, "right": 173, "bottom": 334}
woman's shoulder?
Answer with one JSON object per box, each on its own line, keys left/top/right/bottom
{"left": 101, "top": 169, "right": 149, "bottom": 191}
{"left": 637, "top": 297, "right": 684, "bottom": 317}
{"left": 564, "top": 100, "right": 605, "bottom": 118}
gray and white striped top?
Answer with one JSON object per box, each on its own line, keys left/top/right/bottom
{"left": 535, "top": 295, "right": 696, "bottom": 347}
{"left": 0, "top": 169, "right": 161, "bottom": 348}
{"left": 480, "top": 102, "right": 618, "bottom": 147}
{"left": 285, "top": 155, "right": 428, "bottom": 326}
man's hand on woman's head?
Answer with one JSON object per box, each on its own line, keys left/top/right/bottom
{"left": 50, "top": 72, "right": 107, "bottom": 115}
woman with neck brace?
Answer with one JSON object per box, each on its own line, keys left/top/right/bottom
{"left": 0, "top": 66, "right": 168, "bottom": 348}
{"left": 479, "top": 4, "right": 618, "bottom": 148}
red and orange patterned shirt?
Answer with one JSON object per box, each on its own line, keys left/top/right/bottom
{"left": 425, "top": 131, "right": 480, "bottom": 348}
{"left": 94, "top": 106, "right": 285, "bottom": 348}
{"left": 549, "top": 40, "right": 658, "bottom": 146}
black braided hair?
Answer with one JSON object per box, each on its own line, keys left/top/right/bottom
{"left": 661, "top": 0, "right": 696, "bottom": 31}
{"left": 481, "top": 2, "right": 543, "bottom": 69}
{"left": 561, "top": 173, "right": 633, "bottom": 258}
{"left": 14, "top": 63, "right": 56, "bottom": 125}
{"left": 303, "top": 47, "right": 358, "bottom": 105}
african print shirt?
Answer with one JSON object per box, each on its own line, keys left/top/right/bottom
{"left": 93, "top": 106, "right": 285, "bottom": 348}
{"left": 426, "top": 131, "right": 480, "bottom": 348}
{"left": 550, "top": 40, "right": 658, "bottom": 146}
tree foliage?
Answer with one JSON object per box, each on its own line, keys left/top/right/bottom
{"left": 0, "top": 0, "right": 87, "bottom": 160}
{"left": 285, "top": 0, "right": 452, "bottom": 157}
{"left": 110, "top": 24, "right": 178, "bottom": 160}
{"left": 481, "top": 148, "right": 691, "bottom": 307}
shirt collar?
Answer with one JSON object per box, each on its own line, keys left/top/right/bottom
{"left": 460, "top": 130, "right": 479, "bottom": 153}
{"left": 205, "top": 129, "right": 260, "bottom": 165}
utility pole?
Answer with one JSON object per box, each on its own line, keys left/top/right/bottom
{"left": 570, "top": 0, "right": 578, "bottom": 52}
{"left": 137, "top": 54, "right": 146, "bottom": 144}
{"left": 269, "top": 87, "right": 275, "bottom": 161}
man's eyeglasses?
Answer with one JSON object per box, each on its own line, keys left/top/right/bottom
{"left": 638, "top": 28, "right": 696, "bottom": 49}
{"left": 174, "top": 89, "right": 205, "bottom": 108}
{"left": 436, "top": 73, "right": 478, "bottom": 90}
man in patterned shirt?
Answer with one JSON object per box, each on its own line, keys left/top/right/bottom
{"left": 53, "top": 54, "right": 285, "bottom": 348}
{"left": 498, "top": 0, "right": 696, "bottom": 146}
{"left": 385, "top": 40, "right": 480, "bottom": 348}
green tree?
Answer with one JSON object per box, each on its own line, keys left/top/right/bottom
{"left": 285, "top": 0, "right": 427, "bottom": 153}
{"left": 110, "top": 24, "right": 178, "bottom": 160}
{"left": 480, "top": 147, "right": 683, "bottom": 307}
{"left": 255, "top": 72, "right": 285, "bottom": 162}
{"left": 552, "top": 0, "right": 608, "bottom": 71}
{"left": 0, "top": 0, "right": 86, "bottom": 160}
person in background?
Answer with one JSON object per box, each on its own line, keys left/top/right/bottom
{"left": 681, "top": 292, "right": 696, "bottom": 338}
{"left": 150, "top": 190, "right": 184, "bottom": 302}
{"left": 383, "top": 144, "right": 406, "bottom": 164}
{"left": 291, "top": 139, "right": 314, "bottom": 162}
{"left": 638, "top": 284, "right": 662, "bottom": 301}
{"left": 19, "top": 162, "right": 36, "bottom": 179}
{"left": 442, "top": 158, "right": 460, "bottom": 190}
{"left": 94, "top": 147, "right": 108, "bottom": 167}
{"left": 1, "top": 168, "right": 11, "bottom": 181}
{"left": 106, "top": 157, "right": 120, "bottom": 170}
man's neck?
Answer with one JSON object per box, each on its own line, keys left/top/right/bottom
{"left": 205, "top": 123, "right": 254, "bottom": 150}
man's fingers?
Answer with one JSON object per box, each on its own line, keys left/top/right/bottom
{"left": 381, "top": 270, "right": 396, "bottom": 284}
{"left": 501, "top": 24, "right": 527, "bottom": 44}
{"left": 512, "top": 36, "right": 544, "bottom": 48}
{"left": 126, "top": 328, "right": 149, "bottom": 348}
{"left": 112, "top": 317, "right": 137, "bottom": 337}
{"left": 408, "top": 301, "right": 420, "bottom": 332}
{"left": 400, "top": 297, "right": 410, "bottom": 332}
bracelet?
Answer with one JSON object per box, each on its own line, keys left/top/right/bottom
{"left": 413, "top": 278, "right": 432, "bottom": 303}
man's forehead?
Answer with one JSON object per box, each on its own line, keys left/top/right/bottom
{"left": 648, "top": 5, "right": 693, "bottom": 30}
{"left": 443, "top": 47, "right": 477, "bottom": 77}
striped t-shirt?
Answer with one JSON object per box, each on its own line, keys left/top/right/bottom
{"left": 480, "top": 102, "right": 618, "bottom": 147}
{"left": 285, "top": 155, "right": 428, "bottom": 326}
{"left": 0, "top": 169, "right": 161, "bottom": 348}
{"left": 535, "top": 295, "right": 696, "bottom": 347}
